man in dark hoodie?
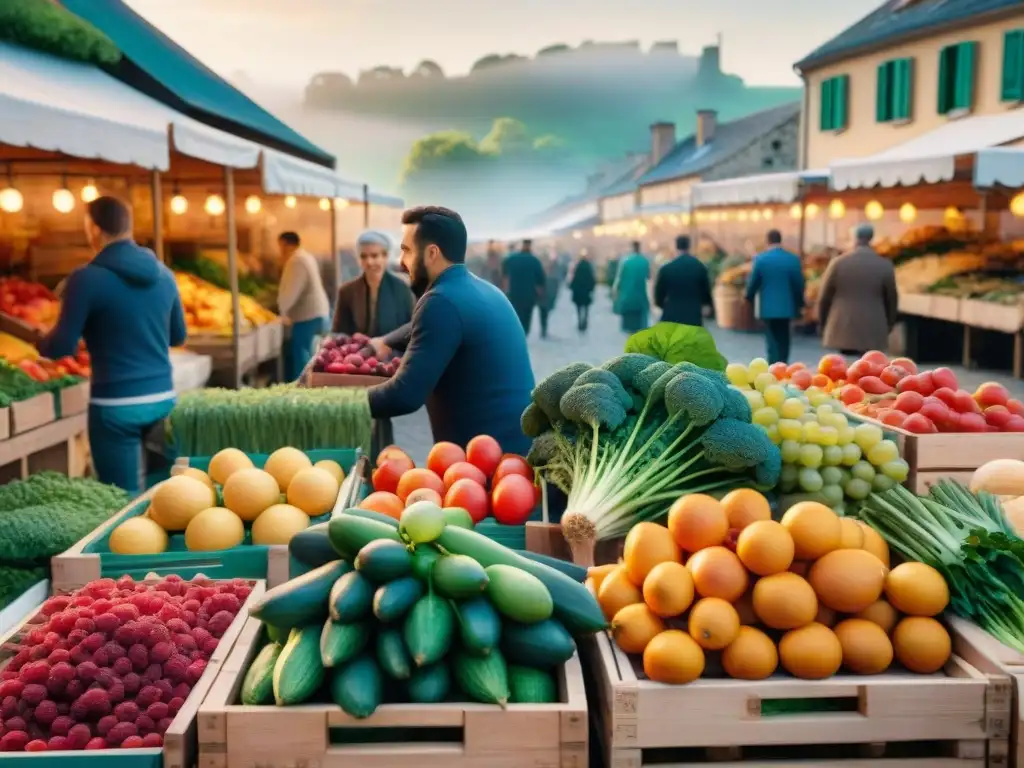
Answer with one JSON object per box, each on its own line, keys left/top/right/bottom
{"left": 39, "top": 196, "right": 187, "bottom": 494}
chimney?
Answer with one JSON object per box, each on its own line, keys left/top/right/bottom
{"left": 696, "top": 109, "right": 717, "bottom": 147}
{"left": 649, "top": 122, "right": 676, "bottom": 166}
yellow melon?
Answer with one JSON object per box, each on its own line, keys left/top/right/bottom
{"left": 858, "top": 521, "right": 890, "bottom": 567}
{"left": 223, "top": 468, "right": 282, "bottom": 522}
{"left": 314, "top": 459, "right": 345, "bottom": 484}
{"left": 150, "top": 476, "right": 217, "bottom": 531}
{"left": 598, "top": 566, "right": 643, "bottom": 621}
{"left": 287, "top": 467, "right": 341, "bottom": 516}
{"left": 252, "top": 504, "right": 310, "bottom": 545}
{"left": 184, "top": 507, "right": 245, "bottom": 551}
{"left": 642, "top": 561, "right": 694, "bottom": 618}
{"left": 109, "top": 517, "right": 168, "bottom": 555}
{"left": 264, "top": 447, "right": 313, "bottom": 492}
{"left": 208, "top": 448, "right": 253, "bottom": 485}
{"left": 179, "top": 467, "right": 215, "bottom": 491}
{"left": 623, "top": 522, "right": 681, "bottom": 586}
{"left": 688, "top": 597, "right": 740, "bottom": 650}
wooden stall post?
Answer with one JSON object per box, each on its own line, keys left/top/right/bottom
{"left": 224, "top": 167, "right": 242, "bottom": 390}
{"left": 151, "top": 170, "right": 165, "bottom": 264}
{"left": 797, "top": 195, "right": 807, "bottom": 261}
{"left": 362, "top": 183, "right": 370, "bottom": 228}
{"left": 330, "top": 200, "right": 340, "bottom": 302}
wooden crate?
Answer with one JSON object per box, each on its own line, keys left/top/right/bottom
{"left": 713, "top": 286, "right": 760, "bottom": 332}
{"left": 186, "top": 331, "right": 259, "bottom": 375}
{"left": 0, "top": 405, "right": 9, "bottom": 441}
{"left": 960, "top": 300, "right": 1024, "bottom": 335}
{"left": 59, "top": 380, "right": 90, "bottom": 418}
{"left": 0, "top": 412, "right": 88, "bottom": 483}
{"left": 198, "top": 616, "right": 588, "bottom": 768}
{"left": 0, "top": 578, "right": 265, "bottom": 768}
{"left": 585, "top": 629, "right": 1010, "bottom": 768}
{"left": 10, "top": 392, "right": 56, "bottom": 434}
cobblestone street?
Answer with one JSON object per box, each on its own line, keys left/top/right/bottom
{"left": 393, "top": 287, "right": 1024, "bottom": 464}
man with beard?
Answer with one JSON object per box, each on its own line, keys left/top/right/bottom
{"left": 366, "top": 206, "right": 534, "bottom": 455}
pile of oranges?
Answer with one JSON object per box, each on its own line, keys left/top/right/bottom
{"left": 593, "top": 489, "right": 954, "bottom": 684}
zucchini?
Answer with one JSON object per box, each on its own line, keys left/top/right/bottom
{"left": 289, "top": 523, "right": 336, "bottom": 568}
{"left": 433, "top": 555, "right": 488, "bottom": 599}
{"left": 321, "top": 619, "right": 370, "bottom": 667}
{"left": 265, "top": 624, "right": 289, "bottom": 644}
{"left": 442, "top": 507, "right": 475, "bottom": 529}
{"left": 252, "top": 560, "right": 348, "bottom": 630}
{"left": 240, "top": 642, "right": 282, "bottom": 704}
{"left": 408, "top": 663, "right": 451, "bottom": 703}
{"left": 514, "top": 550, "right": 587, "bottom": 582}
{"left": 329, "top": 515, "right": 401, "bottom": 560}
{"left": 404, "top": 594, "right": 454, "bottom": 667}
{"left": 434, "top": 526, "right": 607, "bottom": 635}
{"left": 501, "top": 619, "right": 575, "bottom": 668}
{"left": 509, "top": 666, "right": 557, "bottom": 703}
{"left": 454, "top": 597, "right": 501, "bottom": 656}
{"left": 485, "top": 565, "right": 553, "bottom": 624}
{"left": 376, "top": 628, "right": 413, "bottom": 680}
{"left": 273, "top": 625, "right": 324, "bottom": 705}
{"left": 373, "top": 577, "right": 424, "bottom": 623}
{"left": 329, "top": 571, "right": 374, "bottom": 622}
{"left": 452, "top": 648, "right": 510, "bottom": 706}
{"left": 355, "top": 539, "right": 413, "bottom": 583}
{"left": 342, "top": 507, "right": 401, "bottom": 527}
{"left": 411, "top": 546, "right": 442, "bottom": 582}
{"left": 330, "top": 655, "right": 383, "bottom": 719}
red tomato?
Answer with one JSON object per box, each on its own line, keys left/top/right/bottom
{"left": 490, "top": 474, "right": 537, "bottom": 526}
{"left": 372, "top": 458, "right": 409, "bottom": 494}
{"left": 861, "top": 350, "right": 890, "bottom": 367}
{"left": 377, "top": 446, "right": 412, "bottom": 468}
{"left": 444, "top": 478, "right": 489, "bottom": 523}
{"left": 931, "top": 367, "right": 959, "bottom": 392}
{"left": 426, "top": 442, "right": 467, "bottom": 478}
{"left": 466, "top": 435, "right": 502, "bottom": 477}
{"left": 904, "top": 413, "right": 938, "bottom": 434}
{"left": 359, "top": 491, "right": 404, "bottom": 520}
{"left": 395, "top": 468, "right": 445, "bottom": 503}
{"left": 443, "top": 461, "right": 487, "bottom": 491}
{"left": 406, "top": 487, "right": 443, "bottom": 508}
{"left": 492, "top": 455, "right": 533, "bottom": 487}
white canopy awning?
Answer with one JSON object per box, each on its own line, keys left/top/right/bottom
{"left": 692, "top": 169, "right": 828, "bottom": 207}
{"left": 168, "top": 121, "right": 261, "bottom": 170}
{"left": 975, "top": 147, "right": 1024, "bottom": 188}
{"left": 830, "top": 112, "right": 1024, "bottom": 191}
{"left": 637, "top": 201, "right": 691, "bottom": 217}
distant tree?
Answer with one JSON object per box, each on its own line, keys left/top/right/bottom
{"left": 533, "top": 134, "right": 566, "bottom": 152}
{"left": 357, "top": 66, "right": 404, "bottom": 86}
{"left": 470, "top": 53, "right": 504, "bottom": 73}
{"left": 401, "top": 130, "right": 488, "bottom": 183}
{"left": 479, "top": 117, "right": 530, "bottom": 156}
{"left": 537, "top": 43, "right": 571, "bottom": 57}
{"left": 411, "top": 59, "right": 445, "bottom": 79}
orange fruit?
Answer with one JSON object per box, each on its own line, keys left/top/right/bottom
{"left": 587, "top": 564, "right": 617, "bottom": 596}
{"left": 722, "top": 626, "right": 778, "bottom": 680}
{"left": 642, "top": 561, "right": 694, "bottom": 618}
{"left": 885, "top": 563, "right": 949, "bottom": 617}
{"left": 359, "top": 491, "right": 404, "bottom": 520}
{"left": 834, "top": 619, "right": 893, "bottom": 675}
{"left": 686, "top": 546, "right": 748, "bottom": 602}
{"left": 892, "top": 617, "right": 951, "bottom": 674}
{"left": 623, "top": 522, "right": 681, "bottom": 587}
{"left": 838, "top": 517, "right": 865, "bottom": 549}
{"left": 752, "top": 572, "right": 818, "bottom": 630}
{"left": 395, "top": 468, "right": 445, "bottom": 503}
{"left": 643, "top": 630, "right": 705, "bottom": 684}
{"left": 667, "top": 494, "right": 728, "bottom": 552}
{"left": 612, "top": 603, "right": 666, "bottom": 654}
{"left": 780, "top": 502, "right": 842, "bottom": 560}
{"left": 858, "top": 521, "right": 890, "bottom": 567}
{"left": 855, "top": 600, "right": 899, "bottom": 633}
{"left": 598, "top": 566, "right": 643, "bottom": 621}
{"left": 808, "top": 549, "right": 887, "bottom": 614}
{"left": 736, "top": 520, "right": 794, "bottom": 576}
{"left": 688, "top": 597, "right": 740, "bottom": 650}
{"left": 779, "top": 623, "right": 842, "bottom": 679}
{"left": 721, "top": 489, "right": 772, "bottom": 531}
{"left": 405, "top": 487, "right": 443, "bottom": 508}
{"left": 734, "top": 589, "right": 758, "bottom": 625}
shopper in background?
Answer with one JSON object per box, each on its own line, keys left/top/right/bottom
{"left": 332, "top": 230, "right": 415, "bottom": 339}
{"left": 502, "top": 239, "right": 546, "bottom": 336}
{"left": 818, "top": 223, "right": 898, "bottom": 357}
{"left": 744, "top": 230, "right": 805, "bottom": 365}
{"left": 613, "top": 240, "right": 651, "bottom": 333}
{"left": 538, "top": 255, "right": 561, "bottom": 339}
{"left": 39, "top": 196, "right": 186, "bottom": 494}
{"left": 277, "top": 231, "right": 330, "bottom": 382}
{"left": 482, "top": 240, "right": 503, "bottom": 287}
{"left": 654, "top": 234, "right": 712, "bottom": 327}
{"left": 569, "top": 250, "right": 596, "bottom": 332}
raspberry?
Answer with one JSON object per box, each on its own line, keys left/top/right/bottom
{"left": 73, "top": 618, "right": 96, "bottom": 634}
{"left": 94, "top": 669, "right": 115, "bottom": 689}
{"left": 102, "top": 642, "right": 126, "bottom": 661}
{"left": 156, "top": 717, "right": 173, "bottom": 733}
{"left": 94, "top": 613, "right": 121, "bottom": 635}
{"left": 163, "top": 655, "right": 189, "bottom": 682}
{"left": 121, "top": 735, "right": 145, "bottom": 748}
{"left": 135, "top": 714, "right": 155, "bottom": 734}
{"left": 109, "top": 604, "right": 139, "bottom": 623}
{"left": 107, "top": 681, "right": 126, "bottom": 704}
{"left": 42, "top": 597, "right": 72, "bottom": 616}
{"left": 205, "top": 593, "right": 241, "bottom": 615}
{"left": 181, "top": 599, "right": 201, "bottom": 613}
{"left": 112, "top": 657, "right": 133, "bottom": 676}
{"left": 165, "top": 618, "right": 189, "bottom": 635}
{"left": 49, "top": 612, "right": 77, "bottom": 636}
{"left": 201, "top": 638, "right": 219, "bottom": 656}
{"left": 156, "top": 604, "right": 182, "bottom": 624}
{"left": 171, "top": 682, "right": 191, "bottom": 701}
{"left": 114, "top": 623, "right": 141, "bottom": 647}
{"left": 7, "top": 649, "right": 30, "bottom": 672}
{"left": 4, "top": 717, "right": 26, "bottom": 732}
{"left": 19, "top": 662, "right": 49, "bottom": 685}
{"left": 92, "top": 649, "right": 110, "bottom": 668}
{"left": 81, "top": 633, "right": 105, "bottom": 653}
{"left": 128, "top": 644, "right": 149, "bottom": 671}
{"left": 74, "top": 688, "right": 112, "bottom": 717}
{"left": 0, "top": 680, "right": 24, "bottom": 699}
{"left": 166, "top": 697, "right": 184, "bottom": 716}
{"left": 174, "top": 635, "right": 197, "bottom": 653}
{"left": 145, "top": 701, "right": 169, "bottom": 721}
{"left": 63, "top": 680, "right": 84, "bottom": 700}
{"left": 139, "top": 621, "right": 171, "bottom": 648}
{"left": 47, "top": 735, "right": 70, "bottom": 750}
{"left": 142, "top": 664, "right": 162, "bottom": 684}
{"left": 149, "top": 642, "right": 174, "bottom": 664}
{"left": 114, "top": 701, "right": 140, "bottom": 722}
{"left": 76, "top": 661, "right": 100, "bottom": 684}
{"left": 67, "top": 724, "right": 92, "bottom": 749}
{"left": 72, "top": 595, "right": 94, "bottom": 607}
{"left": 66, "top": 628, "right": 89, "bottom": 646}
{"left": 29, "top": 645, "right": 49, "bottom": 661}
{"left": 85, "top": 737, "right": 107, "bottom": 749}
{"left": 49, "top": 715, "right": 73, "bottom": 736}
{"left": 56, "top": 701, "right": 70, "bottom": 715}
{"left": 92, "top": 598, "right": 114, "bottom": 614}
{"left": 24, "top": 738, "right": 47, "bottom": 752}
{"left": 141, "top": 733, "right": 163, "bottom": 747}
{"left": 0, "top": 696, "right": 18, "bottom": 717}
{"left": 33, "top": 700, "right": 58, "bottom": 725}
{"left": 189, "top": 650, "right": 205, "bottom": 662}
{"left": 153, "top": 680, "right": 174, "bottom": 702}
{"left": 232, "top": 585, "right": 252, "bottom": 601}
{"left": 46, "top": 648, "right": 71, "bottom": 665}
{"left": 183, "top": 588, "right": 204, "bottom": 603}
{"left": 135, "top": 686, "right": 163, "bottom": 709}
{"left": 0, "top": 730, "right": 30, "bottom": 751}
{"left": 116, "top": 576, "right": 135, "bottom": 590}
{"left": 164, "top": 574, "right": 183, "bottom": 583}
{"left": 20, "top": 684, "right": 46, "bottom": 706}
{"left": 45, "top": 677, "right": 67, "bottom": 698}
{"left": 181, "top": 611, "right": 198, "bottom": 627}
{"left": 27, "top": 628, "right": 46, "bottom": 645}
{"left": 106, "top": 721, "right": 136, "bottom": 746}
{"left": 96, "top": 715, "right": 118, "bottom": 736}
{"left": 122, "top": 673, "right": 141, "bottom": 695}
{"left": 185, "top": 660, "right": 207, "bottom": 685}
{"left": 68, "top": 646, "right": 89, "bottom": 666}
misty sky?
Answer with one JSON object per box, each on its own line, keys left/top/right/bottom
{"left": 125, "top": 0, "right": 882, "bottom": 87}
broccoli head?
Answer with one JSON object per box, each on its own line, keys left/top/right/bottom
{"left": 700, "top": 418, "right": 778, "bottom": 470}
{"left": 600, "top": 354, "right": 658, "bottom": 387}
{"left": 574, "top": 368, "right": 633, "bottom": 410}
{"left": 721, "top": 387, "right": 753, "bottom": 422}
{"left": 532, "top": 362, "right": 593, "bottom": 422}
{"left": 754, "top": 449, "right": 783, "bottom": 490}
{"left": 632, "top": 361, "right": 674, "bottom": 397}
{"left": 664, "top": 370, "right": 725, "bottom": 427}
{"left": 560, "top": 382, "right": 629, "bottom": 431}
{"left": 521, "top": 402, "right": 551, "bottom": 438}
{"left": 526, "top": 431, "right": 561, "bottom": 467}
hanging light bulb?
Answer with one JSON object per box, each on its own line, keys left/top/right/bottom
{"left": 681, "top": 212, "right": 691, "bottom": 225}
{"left": 284, "top": 195, "right": 297, "bottom": 209}
{"left": 318, "top": 198, "right": 330, "bottom": 211}
{"left": 751, "top": 210, "right": 763, "bottom": 223}
{"left": 80, "top": 181, "right": 99, "bottom": 203}
{"left": 53, "top": 186, "right": 75, "bottom": 214}
{"left": 864, "top": 200, "right": 884, "bottom": 221}
{"left": 245, "top": 195, "right": 262, "bottom": 214}
{"left": 944, "top": 206, "right": 964, "bottom": 223}
{"left": 789, "top": 203, "right": 803, "bottom": 219}
{"left": 737, "top": 210, "right": 748, "bottom": 222}
{"left": 204, "top": 194, "right": 226, "bottom": 216}
{"left": 762, "top": 208, "right": 774, "bottom": 220}
{"left": 653, "top": 215, "right": 664, "bottom": 225}
{"left": 899, "top": 202, "right": 917, "bottom": 223}
{"left": 572, "top": 230, "right": 582, "bottom": 239}
{"left": 0, "top": 186, "right": 24, "bottom": 214}
{"left": 805, "top": 203, "right": 820, "bottom": 219}
{"left": 828, "top": 199, "right": 846, "bottom": 219}
{"left": 333, "top": 198, "right": 349, "bottom": 210}
{"left": 170, "top": 193, "right": 188, "bottom": 215}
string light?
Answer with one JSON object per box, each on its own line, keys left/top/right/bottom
{"left": 737, "top": 210, "right": 748, "bottom": 222}
{"left": 944, "top": 206, "right": 963, "bottom": 223}
{"left": 864, "top": 200, "right": 884, "bottom": 220}
{"left": 0, "top": 187, "right": 23, "bottom": 214}
{"left": 204, "top": 194, "right": 226, "bottom": 216}
{"left": 751, "top": 210, "right": 762, "bottom": 222}
{"left": 170, "top": 194, "right": 188, "bottom": 215}
{"left": 762, "top": 208, "right": 774, "bottom": 220}
{"left": 53, "top": 186, "right": 75, "bottom": 214}
{"left": 333, "top": 198, "right": 349, "bottom": 210}
{"left": 899, "top": 202, "right": 917, "bottom": 223}
{"left": 828, "top": 199, "right": 846, "bottom": 219}
{"left": 318, "top": 198, "right": 330, "bottom": 211}
{"left": 284, "top": 195, "right": 297, "bottom": 209}
{"left": 245, "top": 195, "right": 262, "bottom": 214}
{"left": 789, "top": 203, "right": 802, "bottom": 219}
{"left": 80, "top": 181, "right": 99, "bottom": 203}
{"left": 680, "top": 212, "right": 691, "bottom": 225}
{"left": 805, "top": 203, "right": 820, "bottom": 219}
{"left": 572, "top": 230, "right": 582, "bottom": 239}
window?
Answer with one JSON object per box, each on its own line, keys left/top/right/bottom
{"left": 1003, "top": 30, "right": 1024, "bottom": 101}
{"left": 877, "top": 58, "right": 914, "bottom": 122}
{"left": 937, "top": 41, "right": 977, "bottom": 114}
{"left": 820, "top": 75, "right": 849, "bottom": 131}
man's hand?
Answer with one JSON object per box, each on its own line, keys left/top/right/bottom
{"left": 370, "top": 337, "right": 391, "bottom": 359}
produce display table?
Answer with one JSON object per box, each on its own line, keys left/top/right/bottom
{"left": 0, "top": 579, "right": 48, "bottom": 636}
{"left": 712, "top": 284, "right": 760, "bottom": 332}
{"left": 256, "top": 319, "right": 285, "bottom": 383}
{"left": 198, "top": 616, "right": 589, "bottom": 768}
{"left": 0, "top": 411, "right": 87, "bottom": 482}
{"left": 185, "top": 329, "right": 260, "bottom": 382}
{"left": 171, "top": 348, "right": 213, "bottom": 393}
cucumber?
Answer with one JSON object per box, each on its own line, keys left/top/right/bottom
{"left": 411, "top": 546, "right": 442, "bottom": 582}
{"left": 514, "top": 550, "right": 587, "bottom": 582}
{"left": 509, "top": 666, "right": 557, "bottom": 703}
{"left": 240, "top": 642, "right": 282, "bottom": 704}
{"left": 485, "top": 565, "right": 553, "bottom": 624}
{"left": 404, "top": 594, "right": 454, "bottom": 667}
{"left": 342, "top": 507, "right": 401, "bottom": 528}
{"left": 355, "top": 539, "right": 413, "bottom": 582}
{"left": 289, "top": 523, "right": 336, "bottom": 568}
{"left": 265, "top": 624, "right": 289, "bottom": 644}
{"left": 329, "top": 515, "right": 401, "bottom": 560}
{"left": 329, "top": 571, "right": 374, "bottom": 622}
{"left": 273, "top": 625, "right": 324, "bottom": 705}
{"left": 252, "top": 560, "right": 348, "bottom": 630}
{"left": 434, "top": 526, "right": 607, "bottom": 635}
{"left": 501, "top": 619, "right": 575, "bottom": 668}
{"left": 373, "top": 577, "right": 424, "bottom": 623}
{"left": 376, "top": 629, "right": 413, "bottom": 680}
{"left": 454, "top": 597, "right": 502, "bottom": 656}
{"left": 433, "top": 555, "right": 489, "bottom": 599}
{"left": 408, "top": 663, "right": 451, "bottom": 703}
{"left": 320, "top": 619, "right": 370, "bottom": 667}
{"left": 452, "top": 648, "right": 510, "bottom": 706}
{"left": 330, "top": 655, "right": 383, "bottom": 719}
{"left": 442, "top": 507, "right": 475, "bottom": 529}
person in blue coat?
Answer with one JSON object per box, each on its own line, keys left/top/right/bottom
{"left": 744, "top": 229, "right": 805, "bottom": 365}
{"left": 39, "top": 196, "right": 187, "bottom": 494}
{"left": 367, "top": 207, "right": 535, "bottom": 456}
{"left": 613, "top": 241, "right": 651, "bottom": 333}
{"left": 654, "top": 235, "right": 712, "bottom": 327}
{"left": 502, "top": 239, "right": 546, "bottom": 336}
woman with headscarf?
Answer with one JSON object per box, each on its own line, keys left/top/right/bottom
{"left": 332, "top": 230, "right": 416, "bottom": 338}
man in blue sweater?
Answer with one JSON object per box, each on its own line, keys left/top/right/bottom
{"left": 39, "top": 196, "right": 187, "bottom": 494}
{"left": 367, "top": 206, "right": 534, "bottom": 456}
{"left": 744, "top": 229, "right": 805, "bottom": 365}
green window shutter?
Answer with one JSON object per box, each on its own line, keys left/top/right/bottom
{"left": 953, "top": 41, "right": 977, "bottom": 111}
{"left": 820, "top": 78, "right": 834, "bottom": 131}
{"left": 894, "top": 58, "right": 913, "bottom": 120}
{"left": 877, "top": 62, "right": 892, "bottom": 122}
{"left": 1003, "top": 30, "right": 1024, "bottom": 102}
{"left": 938, "top": 46, "right": 953, "bottom": 114}
{"left": 834, "top": 75, "right": 849, "bottom": 130}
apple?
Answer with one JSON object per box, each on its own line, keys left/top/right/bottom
{"left": 931, "top": 367, "right": 959, "bottom": 391}
{"left": 894, "top": 391, "right": 924, "bottom": 414}
{"left": 818, "top": 354, "right": 847, "bottom": 381}
{"left": 984, "top": 405, "right": 1014, "bottom": 429}
{"left": 958, "top": 412, "right": 987, "bottom": 432}
{"left": 975, "top": 382, "right": 1010, "bottom": 409}
{"left": 904, "top": 413, "right": 937, "bottom": 433}
{"left": 1005, "top": 415, "right": 1024, "bottom": 432}
{"left": 326, "top": 361, "right": 346, "bottom": 374}
{"left": 861, "top": 350, "right": 890, "bottom": 367}
{"left": 890, "top": 356, "right": 919, "bottom": 374}
{"left": 879, "top": 365, "right": 910, "bottom": 388}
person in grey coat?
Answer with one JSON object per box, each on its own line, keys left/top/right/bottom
{"left": 332, "top": 230, "right": 415, "bottom": 338}
{"left": 817, "top": 223, "right": 899, "bottom": 356}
